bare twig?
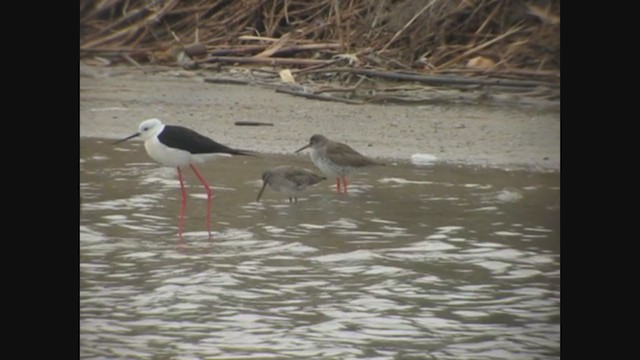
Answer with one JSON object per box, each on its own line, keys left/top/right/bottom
{"left": 380, "top": 0, "right": 438, "bottom": 52}
{"left": 275, "top": 86, "right": 364, "bottom": 104}
{"left": 201, "top": 56, "right": 333, "bottom": 67}
{"left": 437, "top": 24, "right": 525, "bottom": 69}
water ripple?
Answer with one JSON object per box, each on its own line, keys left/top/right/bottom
{"left": 80, "top": 138, "right": 560, "bottom": 359}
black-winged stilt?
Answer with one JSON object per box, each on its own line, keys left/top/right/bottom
{"left": 295, "top": 134, "right": 382, "bottom": 194}
{"left": 256, "top": 166, "right": 326, "bottom": 203}
{"left": 114, "top": 118, "right": 253, "bottom": 241}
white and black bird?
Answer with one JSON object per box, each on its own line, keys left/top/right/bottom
{"left": 256, "top": 166, "right": 326, "bottom": 203}
{"left": 114, "top": 118, "right": 254, "bottom": 241}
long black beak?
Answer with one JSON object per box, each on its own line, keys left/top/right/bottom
{"left": 256, "top": 181, "right": 268, "bottom": 202}
{"left": 295, "top": 143, "right": 310, "bottom": 153}
{"left": 113, "top": 133, "right": 140, "bottom": 145}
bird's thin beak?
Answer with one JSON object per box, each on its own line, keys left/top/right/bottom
{"left": 113, "top": 133, "right": 140, "bottom": 145}
{"left": 295, "top": 143, "right": 310, "bottom": 153}
{"left": 256, "top": 182, "right": 268, "bottom": 202}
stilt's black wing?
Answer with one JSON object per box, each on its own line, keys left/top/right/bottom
{"left": 159, "top": 125, "right": 253, "bottom": 155}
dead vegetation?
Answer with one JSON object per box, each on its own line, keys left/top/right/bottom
{"left": 80, "top": 0, "right": 560, "bottom": 107}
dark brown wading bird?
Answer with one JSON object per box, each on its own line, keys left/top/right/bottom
{"left": 295, "top": 134, "right": 383, "bottom": 194}
{"left": 256, "top": 165, "right": 326, "bottom": 203}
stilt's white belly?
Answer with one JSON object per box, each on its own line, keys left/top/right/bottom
{"left": 145, "top": 137, "right": 192, "bottom": 167}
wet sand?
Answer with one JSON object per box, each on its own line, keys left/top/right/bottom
{"left": 80, "top": 64, "right": 559, "bottom": 172}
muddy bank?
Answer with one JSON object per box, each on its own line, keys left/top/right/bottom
{"left": 80, "top": 64, "right": 559, "bottom": 172}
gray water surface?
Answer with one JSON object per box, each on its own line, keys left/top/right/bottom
{"left": 80, "top": 138, "right": 560, "bottom": 359}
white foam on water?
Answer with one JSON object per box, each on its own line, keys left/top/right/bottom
{"left": 213, "top": 228, "right": 256, "bottom": 241}
{"left": 239, "top": 241, "right": 317, "bottom": 256}
{"left": 413, "top": 275, "right": 443, "bottom": 283}
{"left": 496, "top": 269, "right": 543, "bottom": 279}
{"left": 477, "top": 260, "right": 511, "bottom": 272}
{"left": 464, "top": 183, "right": 492, "bottom": 189}
{"left": 493, "top": 231, "right": 522, "bottom": 237}
{"left": 264, "top": 225, "right": 286, "bottom": 233}
{"left": 82, "top": 194, "right": 161, "bottom": 212}
{"left": 380, "top": 225, "right": 408, "bottom": 232}
{"left": 162, "top": 252, "right": 198, "bottom": 260}
{"left": 466, "top": 206, "right": 499, "bottom": 212}
{"left": 80, "top": 226, "right": 108, "bottom": 242}
{"left": 122, "top": 252, "right": 158, "bottom": 259}
{"left": 479, "top": 248, "right": 526, "bottom": 259}
{"left": 110, "top": 348, "right": 152, "bottom": 358}
{"left": 378, "top": 177, "right": 434, "bottom": 185}
{"left": 523, "top": 234, "right": 548, "bottom": 239}
{"left": 453, "top": 310, "right": 490, "bottom": 318}
{"left": 112, "top": 147, "right": 135, "bottom": 152}
{"left": 169, "top": 303, "right": 203, "bottom": 310}
{"left": 81, "top": 319, "right": 131, "bottom": 334}
{"left": 362, "top": 265, "right": 410, "bottom": 275}
{"left": 436, "top": 225, "right": 464, "bottom": 234}
{"left": 299, "top": 223, "right": 326, "bottom": 229}
{"left": 328, "top": 218, "right": 359, "bottom": 229}
{"left": 79, "top": 263, "right": 109, "bottom": 269}
{"left": 120, "top": 224, "right": 158, "bottom": 231}
{"left": 411, "top": 316, "right": 462, "bottom": 329}
{"left": 523, "top": 254, "right": 556, "bottom": 265}
{"left": 496, "top": 189, "right": 524, "bottom": 202}
{"left": 429, "top": 196, "right": 460, "bottom": 202}
{"left": 426, "top": 234, "right": 448, "bottom": 240}
{"left": 126, "top": 162, "right": 156, "bottom": 166}
{"left": 369, "top": 218, "right": 398, "bottom": 224}
{"left": 472, "top": 242, "right": 506, "bottom": 248}
{"left": 312, "top": 249, "right": 378, "bottom": 263}
{"left": 102, "top": 214, "right": 127, "bottom": 221}
{"left": 410, "top": 153, "right": 438, "bottom": 166}
{"left": 525, "top": 227, "right": 553, "bottom": 233}
{"left": 336, "top": 230, "right": 413, "bottom": 239}
{"left": 409, "top": 240, "right": 458, "bottom": 252}
{"left": 131, "top": 213, "right": 168, "bottom": 220}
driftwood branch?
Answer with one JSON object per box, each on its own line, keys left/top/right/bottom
{"left": 295, "top": 67, "right": 557, "bottom": 88}
{"left": 210, "top": 43, "right": 342, "bottom": 57}
{"left": 275, "top": 86, "right": 364, "bottom": 104}
{"left": 349, "top": 68, "right": 556, "bottom": 88}
{"left": 200, "top": 56, "right": 333, "bottom": 67}
{"left": 203, "top": 77, "right": 253, "bottom": 85}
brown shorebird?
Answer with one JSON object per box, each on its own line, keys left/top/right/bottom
{"left": 295, "top": 134, "right": 381, "bottom": 194}
{"left": 114, "top": 118, "right": 254, "bottom": 242}
{"left": 256, "top": 166, "right": 326, "bottom": 203}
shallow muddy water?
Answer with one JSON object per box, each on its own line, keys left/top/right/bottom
{"left": 80, "top": 138, "right": 560, "bottom": 359}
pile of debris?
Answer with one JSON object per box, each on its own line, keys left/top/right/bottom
{"left": 80, "top": 0, "right": 560, "bottom": 107}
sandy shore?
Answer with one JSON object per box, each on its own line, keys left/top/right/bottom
{"left": 80, "top": 64, "right": 559, "bottom": 172}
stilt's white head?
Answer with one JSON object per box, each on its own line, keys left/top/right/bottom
{"left": 136, "top": 118, "right": 165, "bottom": 140}
{"left": 114, "top": 118, "right": 165, "bottom": 144}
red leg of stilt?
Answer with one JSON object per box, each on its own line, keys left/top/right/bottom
{"left": 342, "top": 176, "right": 348, "bottom": 193}
{"left": 190, "top": 164, "right": 213, "bottom": 239}
{"left": 177, "top": 167, "right": 187, "bottom": 243}
{"left": 336, "top": 177, "right": 341, "bottom": 193}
